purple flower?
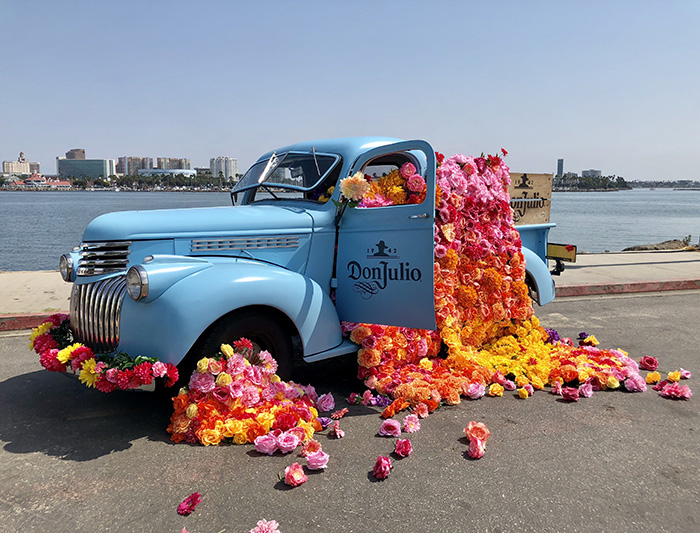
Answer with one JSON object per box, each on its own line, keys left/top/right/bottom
{"left": 317, "top": 417, "right": 332, "bottom": 429}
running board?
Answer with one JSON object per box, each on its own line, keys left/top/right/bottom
{"left": 304, "top": 339, "right": 358, "bottom": 363}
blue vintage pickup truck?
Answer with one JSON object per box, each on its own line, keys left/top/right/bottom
{"left": 58, "top": 137, "right": 558, "bottom": 379}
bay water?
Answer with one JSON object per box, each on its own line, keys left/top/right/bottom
{"left": 1, "top": 189, "right": 698, "bottom": 271}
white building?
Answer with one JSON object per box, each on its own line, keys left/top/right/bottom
{"left": 210, "top": 156, "right": 239, "bottom": 179}
{"left": 582, "top": 169, "right": 602, "bottom": 178}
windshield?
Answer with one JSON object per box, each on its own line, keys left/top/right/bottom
{"left": 232, "top": 151, "right": 340, "bottom": 200}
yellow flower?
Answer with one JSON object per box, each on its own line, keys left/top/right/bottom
{"left": 29, "top": 321, "right": 53, "bottom": 350}
{"left": 220, "top": 344, "right": 234, "bottom": 358}
{"left": 297, "top": 420, "right": 316, "bottom": 441}
{"left": 518, "top": 388, "right": 530, "bottom": 399}
{"left": 269, "top": 374, "right": 281, "bottom": 383}
{"left": 645, "top": 371, "right": 661, "bottom": 384}
{"left": 57, "top": 343, "right": 83, "bottom": 364}
{"left": 606, "top": 376, "right": 620, "bottom": 389}
{"left": 196, "top": 357, "right": 210, "bottom": 373}
{"left": 667, "top": 371, "right": 681, "bottom": 382}
{"left": 489, "top": 383, "right": 504, "bottom": 397}
{"left": 233, "top": 432, "right": 248, "bottom": 445}
{"left": 256, "top": 412, "right": 276, "bottom": 432}
{"left": 186, "top": 403, "right": 198, "bottom": 419}
{"left": 78, "top": 358, "right": 99, "bottom": 388}
{"left": 216, "top": 372, "right": 232, "bottom": 386}
{"left": 583, "top": 335, "right": 599, "bottom": 346}
{"left": 419, "top": 358, "right": 433, "bottom": 371}
{"left": 222, "top": 419, "right": 243, "bottom": 438}
{"left": 199, "top": 428, "right": 223, "bottom": 446}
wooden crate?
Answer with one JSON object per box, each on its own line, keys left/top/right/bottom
{"left": 508, "top": 172, "right": 552, "bottom": 225}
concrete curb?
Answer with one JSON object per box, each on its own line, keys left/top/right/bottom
{"left": 0, "top": 312, "right": 68, "bottom": 333}
{"left": 556, "top": 279, "right": 700, "bottom": 298}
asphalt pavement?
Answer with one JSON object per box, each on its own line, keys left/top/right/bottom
{"left": 1, "top": 291, "right": 698, "bottom": 532}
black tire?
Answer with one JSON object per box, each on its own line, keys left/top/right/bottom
{"left": 199, "top": 310, "right": 294, "bottom": 381}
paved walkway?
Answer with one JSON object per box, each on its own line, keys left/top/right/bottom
{"left": 1, "top": 249, "right": 699, "bottom": 330}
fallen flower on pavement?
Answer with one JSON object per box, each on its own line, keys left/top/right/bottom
{"left": 177, "top": 492, "right": 202, "bottom": 516}
{"left": 394, "top": 438, "right": 412, "bottom": 458}
{"left": 372, "top": 456, "right": 392, "bottom": 479}
{"left": 282, "top": 463, "right": 307, "bottom": 487}
{"left": 249, "top": 519, "right": 281, "bottom": 533}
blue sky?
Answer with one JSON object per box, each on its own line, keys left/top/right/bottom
{"left": 3, "top": 0, "right": 699, "bottom": 180}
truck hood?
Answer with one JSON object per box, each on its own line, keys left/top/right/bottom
{"left": 82, "top": 204, "right": 316, "bottom": 242}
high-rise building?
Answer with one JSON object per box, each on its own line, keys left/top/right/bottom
{"left": 581, "top": 169, "right": 602, "bottom": 178}
{"left": 210, "top": 156, "right": 239, "bottom": 179}
{"left": 66, "top": 148, "right": 86, "bottom": 160}
{"left": 57, "top": 157, "right": 116, "bottom": 179}
{"left": 157, "top": 157, "right": 191, "bottom": 170}
{"left": 556, "top": 159, "right": 564, "bottom": 178}
{"left": 2, "top": 152, "right": 38, "bottom": 175}
{"left": 117, "top": 156, "right": 153, "bottom": 175}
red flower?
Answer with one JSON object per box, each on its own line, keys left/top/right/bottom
{"left": 177, "top": 492, "right": 202, "bottom": 516}
{"left": 164, "top": 364, "right": 179, "bottom": 387}
{"left": 501, "top": 148, "right": 508, "bottom": 157}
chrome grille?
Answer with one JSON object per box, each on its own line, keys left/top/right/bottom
{"left": 70, "top": 275, "right": 126, "bottom": 353}
{"left": 77, "top": 241, "right": 132, "bottom": 276}
{"left": 190, "top": 236, "right": 300, "bottom": 252}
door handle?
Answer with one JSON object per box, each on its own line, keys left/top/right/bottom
{"left": 408, "top": 213, "right": 429, "bottom": 219}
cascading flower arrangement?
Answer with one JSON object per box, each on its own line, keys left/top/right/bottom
{"left": 342, "top": 152, "right": 689, "bottom": 410}
{"left": 168, "top": 338, "right": 323, "bottom": 446}
{"left": 29, "top": 314, "right": 178, "bottom": 392}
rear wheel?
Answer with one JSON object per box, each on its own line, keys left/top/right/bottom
{"left": 199, "top": 310, "right": 294, "bottom": 380}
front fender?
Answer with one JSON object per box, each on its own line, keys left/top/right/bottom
{"left": 522, "top": 247, "right": 555, "bottom": 305}
{"left": 116, "top": 257, "right": 342, "bottom": 366}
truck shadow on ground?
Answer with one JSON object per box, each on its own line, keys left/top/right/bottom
{"left": 0, "top": 353, "right": 366, "bottom": 462}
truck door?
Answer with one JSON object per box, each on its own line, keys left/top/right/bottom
{"left": 335, "top": 140, "right": 436, "bottom": 330}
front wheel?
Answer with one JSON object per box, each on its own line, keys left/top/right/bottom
{"left": 198, "top": 310, "right": 294, "bottom": 381}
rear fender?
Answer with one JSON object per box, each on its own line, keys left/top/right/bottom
{"left": 116, "top": 258, "right": 341, "bottom": 366}
{"left": 522, "top": 247, "right": 555, "bottom": 305}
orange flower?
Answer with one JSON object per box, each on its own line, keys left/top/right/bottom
{"left": 465, "top": 421, "right": 491, "bottom": 443}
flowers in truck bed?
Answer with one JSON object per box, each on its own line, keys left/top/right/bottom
{"left": 342, "top": 149, "right": 688, "bottom": 411}
{"left": 29, "top": 314, "right": 178, "bottom": 392}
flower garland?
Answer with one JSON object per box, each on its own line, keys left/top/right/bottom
{"left": 342, "top": 151, "right": 692, "bottom": 409}
{"left": 168, "top": 339, "right": 325, "bottom": 446}
{"left": 29, "top": 314, "right": 178, "bottom": 392}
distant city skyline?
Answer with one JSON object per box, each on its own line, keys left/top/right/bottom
{"left": 3, "top": 1, "right": 700, "bottom": 181}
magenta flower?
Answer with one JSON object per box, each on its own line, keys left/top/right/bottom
{"left": 372, "top": 456, "right": 392, "bottom": 480}
{"left": 561, "top": 387, "right": 580, "bottom": 402}
{"left": 639, "top": 355, "right": 659, "bottom": 371}
{"left": 467, "top": 437, "right": 486, "bottom": 460}
{"left": 378, "top": 419, "right": 402, "bottom": 437}
{"left": 177, "top": 492, "right": 202, "bottom": 516}
{"left": 394, "top": 438, "right": 412, "bottom": 458}
{"left": 659, "top": 382, "right": 692, "bottom": 400}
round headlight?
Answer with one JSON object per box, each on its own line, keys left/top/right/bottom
{"left": 126, "top": 265, "right": 149, "bottom": 301}
{"left": 59, "top": 253, "right": 74, "bottom": 282}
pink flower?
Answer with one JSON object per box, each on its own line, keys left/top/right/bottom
{"left": 241, "top": 386, "right": 261, "bottom": 407}
{"left": 277, "top": 431, "right": 301, "bottom": 454}
{"left": 283, "top": 463, "right": 307, "bottom": 487}
{"left": 623, "top": 374, "right": 647, "bottom": 392}
{"left": 316, "top": 392, "right": 335, "bottom": 412}
{"left": 524, "top": 384, "right": 535, "bottom": 395}
{"left": 301, "top": 439, "right": 322, "bottom": 457}
{"left": 551, "top": 382, "right": 563, "bottom": 395}
{"left": 400, "top": 162, "right": 416, "bottom": 178}
{"left": 305, "top": 450, "right": 330, "bottom": 470}
{"left": 679, "top": 368, "right": 692, "bottom": 379}
{"left": 503, "top": 380, "right": 516, "bottom": 391}
{"left": 347, "top": 392, "right": 360, "bottom": 404}
{"left": 639, "top": 355, "right": 659, "bottom": 371}
{"left": 659, "top": 382, "right": 692, "bottom": 400}
{"left": 466, "top": 382, "right": 486, "bottom": 400}
{"left": 467, "top": 437, "right": 486, "bottom": 460}
{"left": 402, "top": 414, "right": 421, "bottom": 433}
{"left": 177, "top": 492, "right": 202, "bottom": 516}
{"left": 378, "top": 419, "right": 402, "bottom": 437}
{"left": 394, "top": 438, "right": 412, "bottom": 458}
{"left": 254, "top": 433, "right": 279, "bottom": 456}
{"left": 249, "top": 519, "right": 281, "bottom": 533}
{"left": 189, "top": 372, "right": 215, "bottom": 394}
{"left": 579, "top": 382, "right": 594, "bottom": 398}
{"left": 372, "top": 456, "right": 392, "bottom": 480}
{"left": 151, "top": 361, "right": 168, "bottom": 378}
{"left": 561, "top": 387, "right": 580, "bottom": 402}
{"left": 413, "top": 403, "right": 429, "bottom": 418}
{"left": 464, "top": 421, "right": 491, "bottom": 443}
{"left": 330, "top": 420, "right": 345, "bottom": 438}
{"left": 406, "top": 174, "right": 426, "bottom": 193}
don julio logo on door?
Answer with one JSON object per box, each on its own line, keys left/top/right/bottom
{"left": 346, "top": 240, "right": 422, "bottom": 299}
